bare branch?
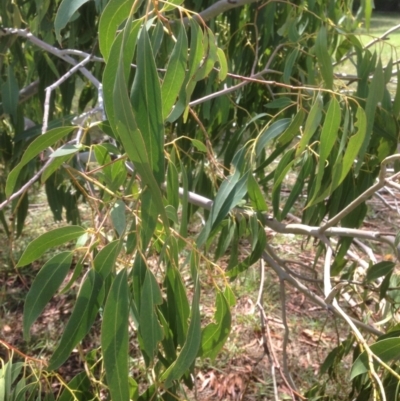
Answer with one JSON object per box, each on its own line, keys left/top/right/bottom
{"left": 0, "top": 28, "right": 100, "bottom": 88}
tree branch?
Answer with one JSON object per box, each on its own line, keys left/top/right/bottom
{"left": 0, "top": 28, "right": 100, "bottom": 88}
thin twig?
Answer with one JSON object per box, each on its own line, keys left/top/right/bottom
{"left": 42, "top": 55, "right": 93, "bottom": 134}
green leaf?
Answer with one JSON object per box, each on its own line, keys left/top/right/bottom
{"left": 48, "top": 270, "right": 104, "bottom": 370}
{"left": 102, "top": 269, "right": 130, "bottom": 401}
{"left": 161, "top": 23, "right": 188, "bottom": 119}
{"left": 140, "top": 189, "right": 159, "bottom": 250}
{"left": 99, "top": 0, "right": 134, "bottom": 61}
{"left": 17, "top": 226, "right": 85, "bottom": 267}
{"left": 336, "top": 107, "right": 366, "bottom": 185}
{"left": 112, "top": 19, "right": 169, "bottom": 229}
{"left": 1, "top": 64, "right": 19, "bottom": 122}
{"left": 350, "top": 338, "right": 400, "bottom": 379}
{"left": 216, "top": 47, "right": 228, "bottom": 81}
{"left": 277, "top": 109, "right": 305, "bottom": 147}
{"left": 23, "top": 251, "right": 73, "bottom": 340}
{"left": 58, "top": 372, "right": 92, "bottom": 401}
{"left": 315, "top": 26, "right": 333, "bottom": 89}
{"left": 6, "top": 126, "right": 75, "bottom": 197}
{"left": 41, "top": 154, "right": 73, "bottom": 183}
{"left": 49, "top": 144, "right": 82, "bottom": 158}
{"left": 393, "top": 71, "right": 400, "bottom": 117}
{"left": 295, "top": 97, "right": 323, "bottom": 157}
{"left": 110, "top": 200, "right": 126, "bottom": 236}
{"left": 139, "top": 268, "right": 164, "bottom": 361}
{"left": 356, "top": 60, "right": 384, "bottom": 169}
{"left": 283, "top": 48, "right": 299, "bottom": 84}
{"left": 256, "top": 119, "right": 291, "bottom": 157}
{"left": 200, "top": 291, "right": 231, "bottom": 360}
{"left": 266, "top": 97, "right": 293, "bottom": 110}
{"left": 247, "top": 174, "right": 268, "bottom": 212}
{"left": 366, "top": 261, "right": 395, "bottom": 282}
{"left": 93, "top": 240, "right": 120, "bottom": 279}
{"left": 166, "top": 151, "right": 179, "bottom": 210}
{"left": 194, "top": 27, "right": 218, "bottom": 81}
{"left": 282, "top": 153, "right": 313, "bottom": 218}
{"left": 166, "top": 266, "right": 190, "bottom": 346}
{"left": 197, "top": 170, "right": 248, "bottom": 247}
{"left": 55, "top": 0, "right": 90, "bottom": 44}
{"left": 131, "top": 28, "right": 165, "bottom": 185}
{"left": 103, "top": 21, "right": 141, "bottom": 129}
{"left": 163, "top": 268, "right": 201, "bottom": 388}
{"left": 308, "top": 98, "right": 341, "bottom": 206}
{"left": 166, "top": 19, "right": 204, "bottom": 123}
{"left": 191, "top": 139, "right": 207, "bottom": 153}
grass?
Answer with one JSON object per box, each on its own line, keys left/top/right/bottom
{"left": 337, "top": 11, "right": 400, "bottom": 85}
{"left": 358, "top": 12, "right": 400, "bottom": 64}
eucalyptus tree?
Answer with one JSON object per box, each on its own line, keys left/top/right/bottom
{"left": 1, "top": 0, "right": 400, "bottom": 399}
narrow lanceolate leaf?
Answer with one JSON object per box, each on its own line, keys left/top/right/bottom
{"left": 335, "top": 107, "right": 366, "bottom": 186}
{"left": 1, "top": 64, "right": 19, "bottom": 122}
{"left": 200, "top": 291, "right": 231, "bottom": 360}
{"left": 131, "top": 28, "right": 165, "bottom": 185}
{"left": 93, "top": 240, "right": 120, "bottom": 279}
{"left": 166, "top": 266, "right": 190, "bottom": 346}
{"left": 23, "top": 252, "right": 73, "bottom": 340}
{"left": 161, "top": 23, "right": 188, "bottom": 119}
{"left": 163, "top": 271, "right": 201, "bottom": 388}
{"left": 17, "top": 226, "right": 85, "bottom": 267}
{"left": 139, "top": 269, "right": 164, "bottom": 362}
{"left": 103, "top": 21, "right": 141, "bottom": 129}
{"left": 112, "top": 19, "right": 169, "bottom": 229}
{"left": 197, "top": 170, "right": 248, "bottom": 247}
{"left": 48, "top": 270, "right": 104, "bottom": 370}
{"left": 308, "top": 98, "right": 341, "bottom": 206}
{"left": 256, "top": 119, "right": 291, "bottom": 157}
{"left": 102, "top": 269, "right": 130, "bottom": 401}
{"left": 350, "top": 338, "right": 400, "bottom": 379}
{"left": 54, "top": 0, "right": 90, "bottom": 44}
{"left": 99, "top": 0, "right": 135, "bottom": 61}
{"left": 110, "top": 200, "right": 126, "bottom": 236}
{"left": 295, "top": 96, "right": 323, "bottom": 157}
{"left": 6, "top": 126, "right": 75, "bottom": 197}
{"left": 366, "top": 261, "right": 395, "bottom": 282}
{"left": 356, "top": 60, "right": 384, "bottom": 169}
{"left": 247, "top": 174, "right": 268, "bottom": 212}
{"left": 315, "top": 26, "right": 333, "bottom": 89}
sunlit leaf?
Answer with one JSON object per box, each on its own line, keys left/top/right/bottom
{"left": 17, "top": 226, "right": 85, "bottom": 267}
{"left": 131, "top": 27, "right": 165, "bottom": 185}
{"left": 161, "top": 23, "right": 188, "bottom": 119}
{"left": 295, "top": 97, "right": 323, "bottom": 157}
